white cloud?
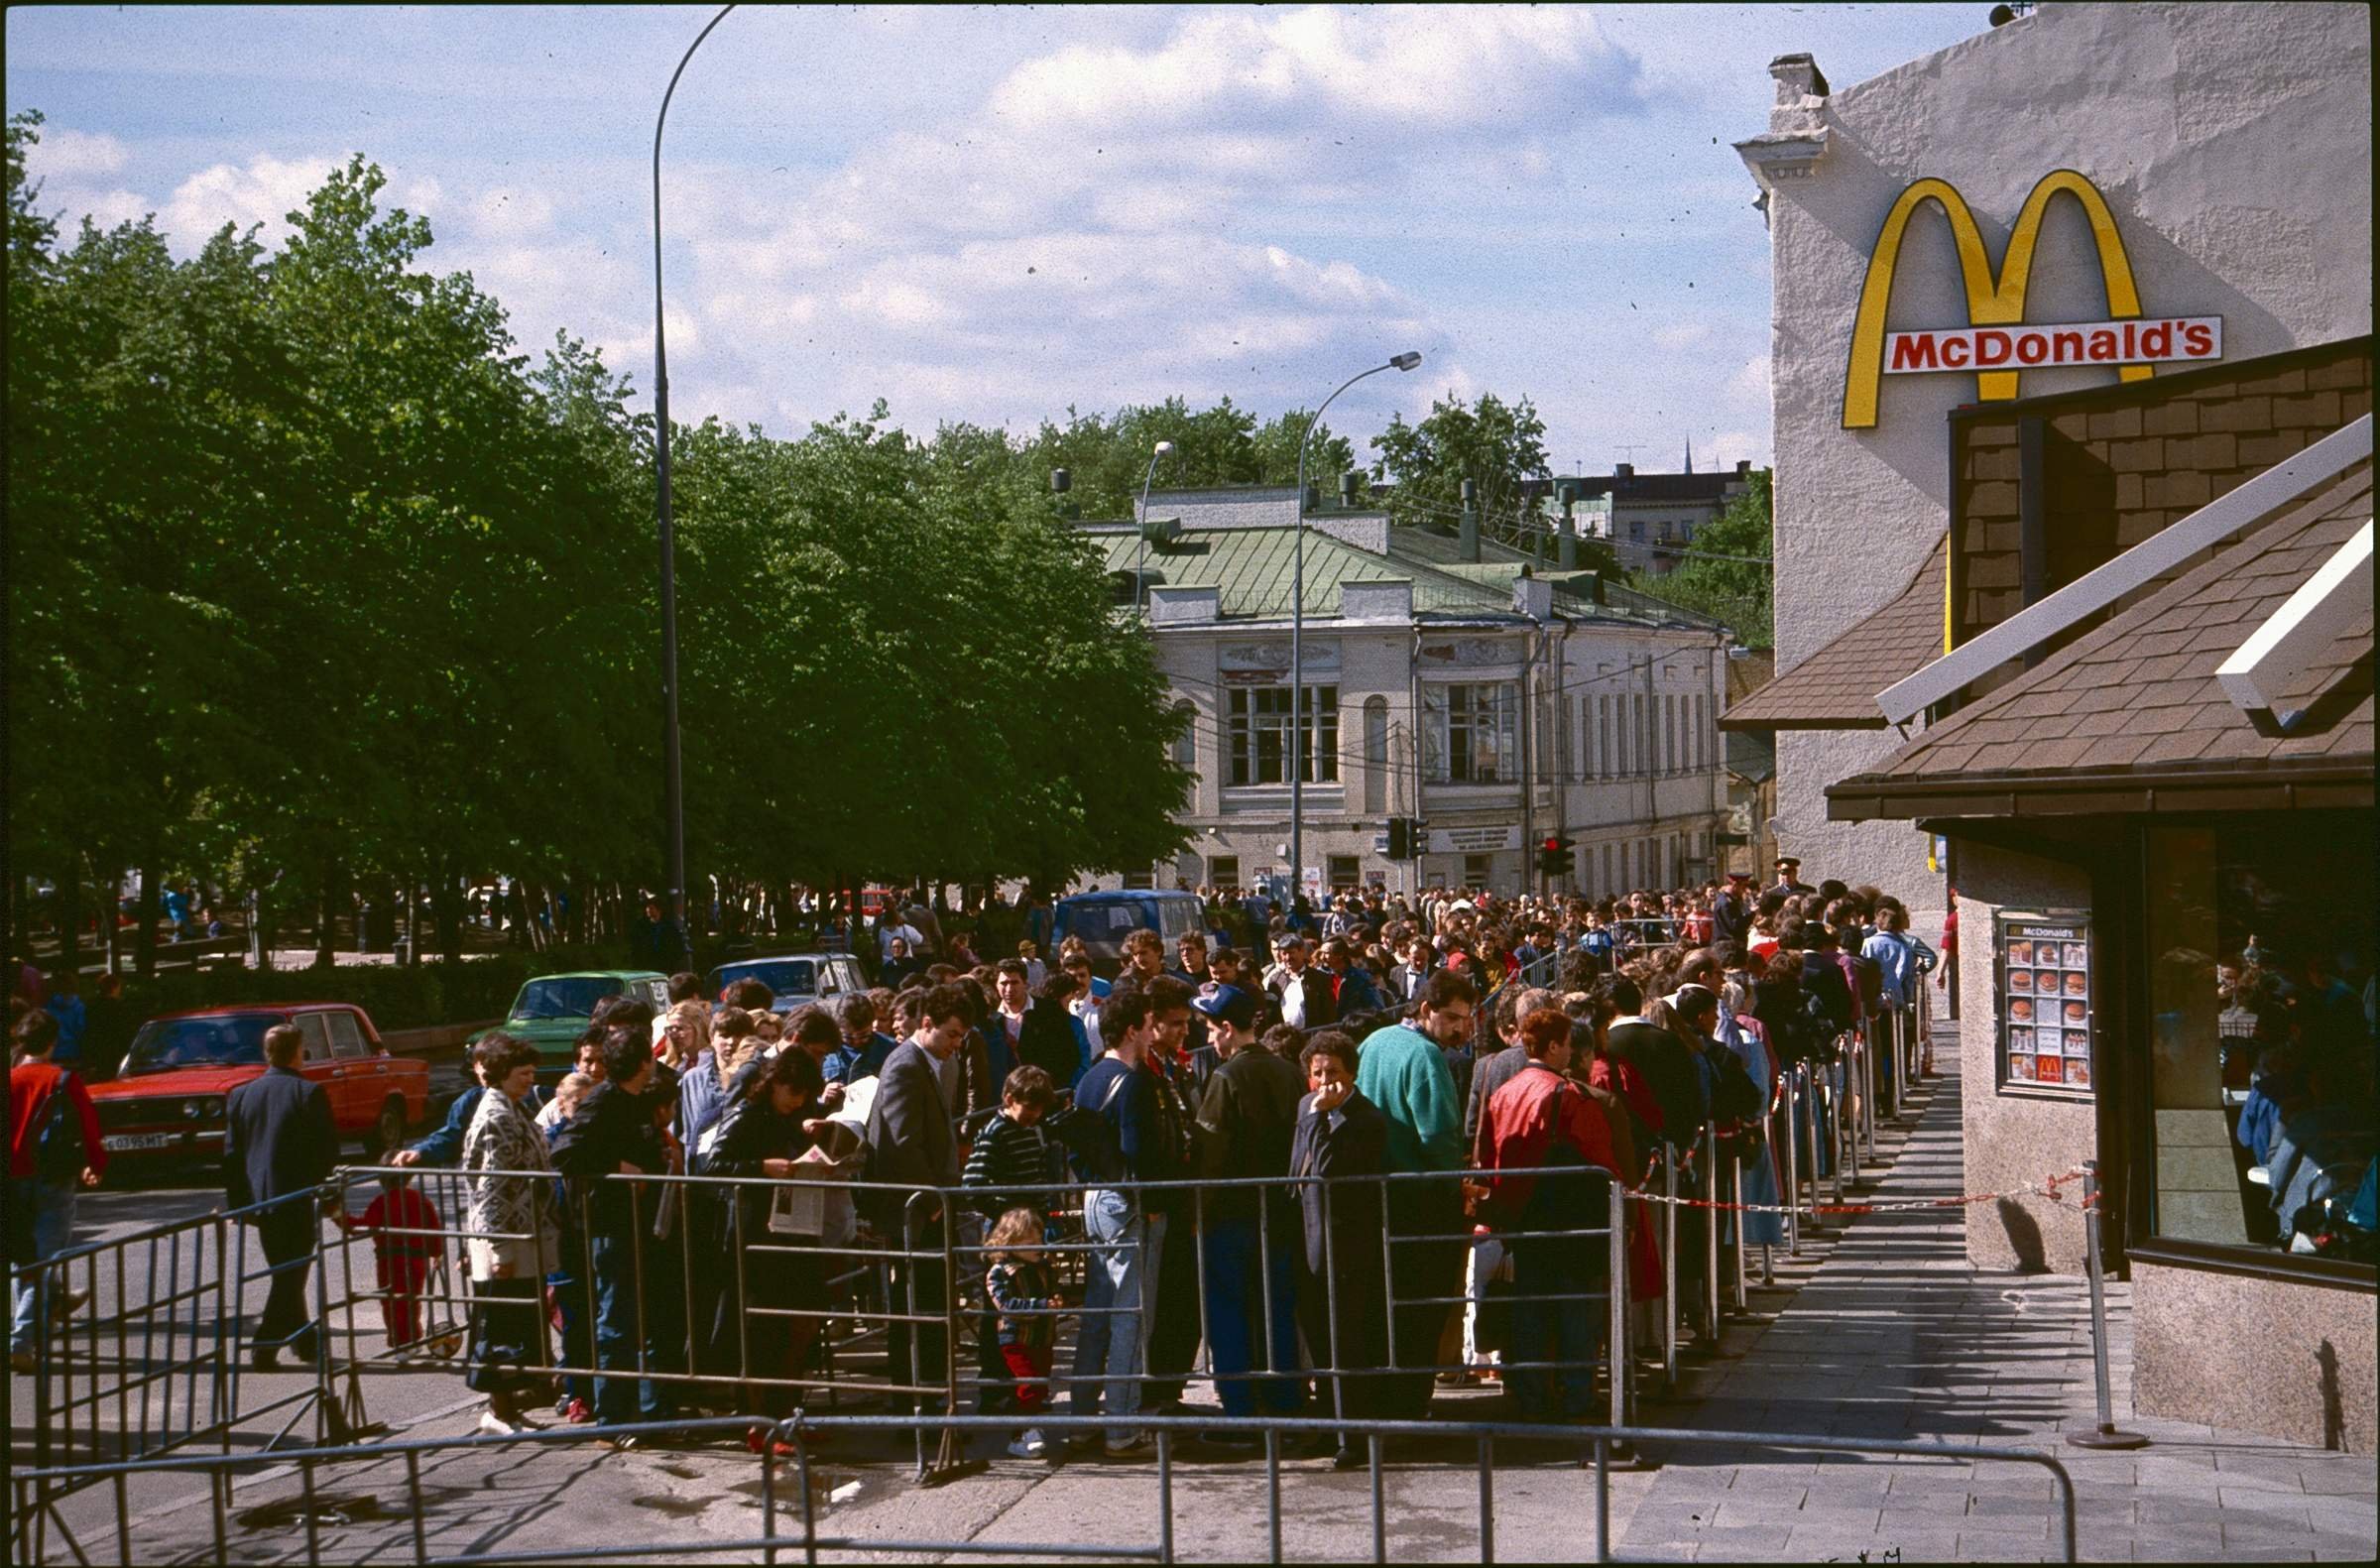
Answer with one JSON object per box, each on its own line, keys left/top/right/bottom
{"left": 29, "top": 127, "right": 130, "bottom": 178}
{"left": 34, "top": 184, "right": 152, "bottom": 233}
{"left": 1728, "top": 354, "right": 1772, "bottom": 402}
{"left": 158, "top": 152, "right": 351, "bottom": 253}
{"left": 1655, "top": 321, "right": 1713, "bottom": 349}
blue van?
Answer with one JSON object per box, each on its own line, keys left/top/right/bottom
{"left": 1053, "top": 890, "right": 1216, "bottom": 978}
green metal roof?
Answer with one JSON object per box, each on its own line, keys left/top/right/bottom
{"left": 1093, "top": 522, "right": 1726, "bottom": 630}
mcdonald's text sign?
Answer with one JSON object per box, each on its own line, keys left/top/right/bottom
{"left": 1844, "top": 170, "right": 2223, "bottom": 429}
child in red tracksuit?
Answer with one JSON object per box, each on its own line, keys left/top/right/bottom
{"left": 344, "top": 1167, "right": 442, "bottom": 1352}
{"left": 984, "top": 1206, "right": 1060, "bottom": 1460}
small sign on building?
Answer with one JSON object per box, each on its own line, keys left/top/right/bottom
{"left": 1995, "top": 908, "right": 2094, "bottom": 1099}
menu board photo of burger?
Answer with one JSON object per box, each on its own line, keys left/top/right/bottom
{"left": 1999, "top": 910, "right": 2092, "bottom": 1097}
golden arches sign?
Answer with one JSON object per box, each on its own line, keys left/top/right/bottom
{"left": 1843, "top": 170, "right": 2155, "bottom": 429}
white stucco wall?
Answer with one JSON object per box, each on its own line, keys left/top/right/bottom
{"left": 1751, "top": 1, "right": 2373, "bottom": 897}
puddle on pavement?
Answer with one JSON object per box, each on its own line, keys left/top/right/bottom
{"left": 235, "top": 1492, "right": 400, "bottom": 1530}
{"left": 630, "top": 1495, "right": 711, "bottom": 1518}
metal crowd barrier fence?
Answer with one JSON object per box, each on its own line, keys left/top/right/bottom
{"left": 302, "top": 1159, "right": 1641, "bottom": 1476}
{"left": 5, "top": 1409, "right": 2082, "bottom": 1565}
{"left": 6, "top": 1186, "right": 352, "bottom": 1565}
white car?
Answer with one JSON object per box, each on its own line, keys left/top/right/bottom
{"left": 705, "top": 953, "right": 868, "bottom": 1013}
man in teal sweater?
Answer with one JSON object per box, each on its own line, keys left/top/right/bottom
{"left": 1355, "top": 969, "right": 1477, "bottom": 1418}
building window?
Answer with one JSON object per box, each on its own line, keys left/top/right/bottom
{"left": 1629, "top": 520, "right": 1645, "bottom": 542}
{"left": 1172, "top": 700, "right": 1198, "bottom": 775}
{"left": 1227, "top": 685, "right": 1338, "bottom": 785}
{"left": 1601, "top": 844, "right": 1615, "bottom": 897}
{"left": 1328, "top": 855, "right": 1361, "bottom": 891}
{"left": 1599, "top": 695, "right": 1613, "bottom": 780}
{"left": 1362, "top": 697, "right": 1389, "bottom": 813}
{"left": 1422, "top": 682, "right": 1519, "bottom": 784}
{"left": 1207, "top": 855, "right": 1240, "bottom": 889}
{"left": 1123, "top": 871, "right": 1155, "bottom": 890}
{"left": 2142, "top": 814, "right": 2373, "bottom": 1254}
{"left": 1631, "top": 694, "right": 1646, "bottom": 776}
{"left": 1462, "top": 854, "right": 1491, "bottom": 890}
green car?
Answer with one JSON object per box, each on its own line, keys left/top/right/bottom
{"left": 471, "top": 970, "right": 671, "bottom": 1068}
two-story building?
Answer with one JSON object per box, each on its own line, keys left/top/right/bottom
{"left": 1077, "top": 485, "right": 1735, "bottom": 900}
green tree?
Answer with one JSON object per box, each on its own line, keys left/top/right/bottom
{"left": 1020, "top": 396, "right": 1353, "bottom": 518}
{"left": 1368, "top": 391, "right": 1552, "bottom": 538}
{"left": 1636, "top": 469, "right": 1773, "bottom": 649}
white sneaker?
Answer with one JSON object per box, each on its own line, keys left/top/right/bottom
{"left": 1008, "top": 1428, "right": 1047, "bottom": 1460}
{"left": 478, "top": 1408, "right": 520, "bottom": 1437}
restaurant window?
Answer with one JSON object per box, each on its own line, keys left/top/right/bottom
{"left": 2143, "top": 815, "right": 2375, "bottom": 1256}
{"left": 1227, "top": 685, "right": 1338, "bottom": 785}
{"left": 1328, "top": 855, "right": 1361, "bottom": 891}
{"left": 1206, "top": 855, "right": 1240, "bottom": 889}
{"left": 1422, "top": 682, "right": 1519, "bottom": 784}
{"left": 1171, "top": 700, "right": 1198, "bottom": 775}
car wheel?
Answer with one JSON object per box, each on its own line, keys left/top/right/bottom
{"left": 373, "top": 1097, "right": 407, "bottom": 1155}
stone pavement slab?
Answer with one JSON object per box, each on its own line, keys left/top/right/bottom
{"left": 1615, "top": 1054, "right": 2377, "bottom": 1563}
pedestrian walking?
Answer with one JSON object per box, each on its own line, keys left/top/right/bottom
{"left": 1059, "top": 987, "right": 1166, "bottom": 1458}
{"left": 1191, "top": 984, "right": 1305, "bottom": 1432}
{"left": 8, "top": 1010, "right": 103, "bottom": 1373}
{"left": 861, "top": 983, "right": 968, "bottom": 1416}
{"left": 223, "top": 1023, "right": 337, "bottom": 1369}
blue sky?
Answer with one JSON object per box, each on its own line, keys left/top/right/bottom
{"left": 7, "top": 4, "right": 1986, "bottom": 472}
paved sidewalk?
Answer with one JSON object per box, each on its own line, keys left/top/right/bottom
{"left": 1618, "top": 1055, "right": 2378, "bottom": 1563}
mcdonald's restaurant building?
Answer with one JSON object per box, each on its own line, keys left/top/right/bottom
{"left": 1729, "top": 4, "right": 2374, "bottom": 1451}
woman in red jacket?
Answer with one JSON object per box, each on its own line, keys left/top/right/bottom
{"left": 9, "top": 1009, "right": 104, "bottom": 1371}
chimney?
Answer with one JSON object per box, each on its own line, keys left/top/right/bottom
{"left": 1556, "top": 479, "right": 1580, "bottom": 571}
{"left": 1614, "top": 462, "right": 1635, "bottom": 480}
{"left": 1458, "top": 477, "right": 1481, "bottom": 562}
{"left": 1338, "top": 472, "right": 1360, "bottom": 509}
{"left": 1736, "top": 459, "right": 1752, "bottom": 477}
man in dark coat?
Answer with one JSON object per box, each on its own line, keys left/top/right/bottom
{"left": 223, "top": 1024, "right": 337, "bottom": 1369}
{"left": 1287, "top": 1028, "right": 1388, "bottom": 1468}
{"left": 862, "top": 983, "right": 968, "bottom": 1412}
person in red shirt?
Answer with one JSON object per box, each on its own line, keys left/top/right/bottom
{"left": 341, "top": 1168, "right": 444, "bottom": 1353}
{"left": 1472, "top": 1007, "right": 1621, "bottom": 1421}
{"left": 10, "top": 1010, "right": 105, "bottom": 1370}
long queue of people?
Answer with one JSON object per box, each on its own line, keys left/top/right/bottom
{"left": 239, "top": 861, "right": 1937, "bottom": 1470}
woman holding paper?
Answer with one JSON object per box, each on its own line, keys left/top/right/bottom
{"left": 698, "top": 1047, "right": 828, "bottom": 1446}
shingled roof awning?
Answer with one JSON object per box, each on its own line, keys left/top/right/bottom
{"left": 1828, "top": 462, "right": 2374, "bottom": 822}
{"left": 1719, "top": 537, "right": 1947, "bottom": 731}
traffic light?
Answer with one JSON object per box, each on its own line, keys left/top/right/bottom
{"left": 1537, "top": 835, "right": 1578, "bottom": 878}
{"left": 1386, "top": 817, "right": 1417, "bottom": 859}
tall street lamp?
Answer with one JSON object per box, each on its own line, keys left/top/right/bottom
{"left": 1133, "top": 440, "right": 1176, "bottom": 616}
{"left": 651, "top": 3, "right": 735, "bottom": 968}
{"left": 1289, "top": 351, "right": 1421, "bottom": 905}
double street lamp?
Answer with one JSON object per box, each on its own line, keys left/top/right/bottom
{"left": 1288, "top": 351, "right": 1422, "bottom": 905}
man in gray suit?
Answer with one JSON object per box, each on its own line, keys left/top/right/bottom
{"left": 1463, "top": 987, "right": 1561, "bottom": 1145}
{"left": 864, "top": 982, "right": 969, "bottom": 1412}
{"left": 222, "top": 1024, "right": 337, "bottom": 1370}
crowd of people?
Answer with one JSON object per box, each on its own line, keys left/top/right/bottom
{"left": 6, "top": 854, "right": 1944, "bottom": 1467}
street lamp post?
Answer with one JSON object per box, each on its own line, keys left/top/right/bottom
{"left": 651, "top": 3, "right": 735, "bottom": 969}
{"left": 1289, "top": 351, "right": 1422, "bottom": 904}
{"left": 1133, "top": 440, "right": 1176, "bottom": 616}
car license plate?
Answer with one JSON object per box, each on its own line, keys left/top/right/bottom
{"left": 102, "top": 1133, "right": 177, "bottom": 1151}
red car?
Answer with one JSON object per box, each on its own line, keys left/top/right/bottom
{"left": 87, "top": 1004, "right": 432, "bottom": 1162}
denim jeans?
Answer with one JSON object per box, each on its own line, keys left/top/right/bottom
{"left": 590, "top": 1234, "right": 667, "bottom": 1425}
{"left": 1200, "top": 1215, "right": 1302, "bottom": 1417}
{"left": 9, "top": 1180, "right": 76, "bottom": 1353}
{"left": 1069, "top": 1190, "right": 1161, "bottom": 1442}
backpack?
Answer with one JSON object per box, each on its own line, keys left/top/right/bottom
{"left": 37, "top": 1070, "right": 86, "bottom": 1183}
{"left": 1707, "top": 1045, "right": 1764, "bottom": 1127}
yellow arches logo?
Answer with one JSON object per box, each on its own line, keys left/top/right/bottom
{"left": 1842, "top": 170, "right": 2218, "bottom": 430}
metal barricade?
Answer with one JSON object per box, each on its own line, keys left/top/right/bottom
{"left": 308, "top": 1158, "right": 1635, "bottom": 1479}
{"left": 7, "top": 1408, "right": 2082, "bottom": 1565}
{"left": 7, "top": 1185, "right": 347, "bottom": 1565}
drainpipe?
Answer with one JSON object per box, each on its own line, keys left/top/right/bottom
{"left": 1459, "top": 478, "right": 1481, "bottom": 562}
{"left": 1410, "top": 624, "right": 1427, "bottom": 894}
{"left": 1520, "top": 624, "right": 1535, "bottom": 899}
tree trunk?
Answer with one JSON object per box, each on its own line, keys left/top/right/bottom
{"left": 314, "top": 854, "right": 339, "bottom": 969}
{"left": 58, "top": 856, "right": 84, "bottom": 977}
{"left": 435, "top": 862, "right": 463, "bottom": 967}
{"left": 101, "top": 861, "right": 123, "bottom": 977}
{"left": 136, "top": 850, "right": 163, "bottom": 979}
